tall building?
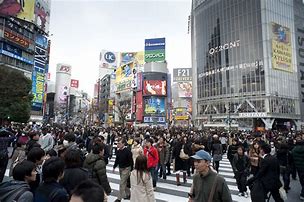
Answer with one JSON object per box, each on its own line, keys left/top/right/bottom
{"left": 192, "top": 0, "right": 304, "bottom": 130}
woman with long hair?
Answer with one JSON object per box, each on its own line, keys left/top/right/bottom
{"left": 130, "top": 155, "right": 155, "bottom": 202}
{"left": 248, "top": 141, "right": 260, "bottom": 176}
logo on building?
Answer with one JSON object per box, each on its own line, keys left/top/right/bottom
{"left": 104, "top": 52, "right": 116, "bottom": 63}
{"left": 59, "top": 66, "right": 70, "bottom": 73}
{"left": 209, "top": 40, "right": 240, "bottom": 55}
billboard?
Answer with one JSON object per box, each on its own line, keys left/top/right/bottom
{"left": 145, "top": 38, "right": 166, "bottom": 63}
{"left": 143, "top": 116, "right": 166, "bottom": 123}
{"left": 0, "top": 42, "right": 33, "bottom": 65}
{"left": 173, "top": 68, "right": 192, "bottom": 82}
{"left": 100, "top": 50, "right": 119, "bottom": 69}
{"left": 34, "top": 0, "right": 51, "bottom": 33}
{"left": 115, "top": 62, "right": 135, "bottom": 92}
{"left": 178, "top": 82, "right": 192, "bottom": 98}
{"left": 143, "top": 80, "right": 167, "bottom": 96}
{"left": 136, "top": 91, "right": 143, "bottom": 121}
{"left": 271, "top": 23, "right": 292, "bottom": 72}
{"left": 4, "top": 29, "right": 30, "bottom": 48}
{"left": 144, "top": 97, "right": 166, "bottom": 116}
{"left": 70, "top": 79, "right": 79, "bottom": 88}
{"left": 35, "top": 33, "right": 48, "bottom": 49}
{"left": 120, "top": 51, "right": 144, "bottom": 67}
{"left": 32, "top": 67, "right": 45, "bottom": 109}
{"left": 108, "top": 99, "right": 114, "bottom": 114}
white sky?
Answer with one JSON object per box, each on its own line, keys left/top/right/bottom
{"left": 48, "top": 0, "right": 192, "bottom": 96}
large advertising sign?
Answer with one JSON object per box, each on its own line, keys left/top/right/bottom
{"left": 0, "top": 0, "right": 51, "bottom": 33}
{"left": 4, "top": 29, "right": 30, "bottom": 48}
{"left": 178, "top": 82, "right": 192, "bottom": 98}
{"left": 0, "top": 42, "right": 33, "bottom": 65}
{"left": 120, "top": 51, "right": 144, "bottom": 67}
{"left": 35, "top": 33, "right": 48, "bottom": 49}
{"left": 56, "top": 64, "right": 72, "bottom": 75}
{"left": 143, "top": 80, "right": 167, "bottom": 96}
{"left": 100, "top": 50, "right": 119, "bottom": 69}
{"left": 144, "top": 38, "right": 166, "bottom": 63}
{"left": 144, "top": 97, "right": 166, "bottom": 116}
{"left": 271, "top": 23, "right": 293, "bottom": 72}
{"left": 115, "top": 62, "right": 135, "bottom": 92}
{"left": 173, "top": 68, "right": 192, "bottom": 82}
{"left": 32, "top": 67, "right": 45, "bottom": 109}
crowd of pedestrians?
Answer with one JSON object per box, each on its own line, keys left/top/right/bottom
{"left": 0, "top": 122, "right": 303, "bottom": 202}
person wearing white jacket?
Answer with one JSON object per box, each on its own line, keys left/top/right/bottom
{"left": 131, "top": 138, "right": 143, "bottom": 164}
{"left": 130, "top": 155, "right": 155, "bottom": 202}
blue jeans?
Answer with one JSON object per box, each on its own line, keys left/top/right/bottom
{"left": 149, "top": 167, "right": 158, "bottom": 187}
{"left": 157, "top": 163, "right": 166, "bottom": 179}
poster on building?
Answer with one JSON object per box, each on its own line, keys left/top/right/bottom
{"left": 115, "top": 62, "right": 134, "bottom": 92}
{"left": 144, "top": 38, "right": 166, "bottom": 63}
{"left": 144, "top": 97, "right": 166, "bottom": 116}
{"left": 178, "top": 82, "right": 192, "bottom": 98}
{"left": 108, "top": 99, "right": 114, "bottom": 114}
{"left": 271, "top": 22, "right": 293, "bottom": 72}
{"left": 136, "top": 91, "right": 143, "bottom": 121}
{"left": 143, "top": 80, "right": 166, "bottom": 96}
{"left": 0, "top": 0, "right": 35, "bottom": 22}
{"left": 32, "top": 67, "right": 45, "bottom": 109}
{"left": 173, "top": 68, "right": 192, "bottom": 82}
{"left": 100, "top": 50, "right": 119, "bottom": 69}
{"left": 34, "top": 0, "right": 51, "bottom": 33}
{"left": 120, "top": 51, "right": 144, "bottom": 67}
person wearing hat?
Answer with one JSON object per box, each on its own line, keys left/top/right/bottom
{"left": 188, "top": 150, "right": 232, "bottom": 202}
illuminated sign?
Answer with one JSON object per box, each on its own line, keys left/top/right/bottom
{"left": 4, "top": 30, "right": 30, "bottom": 48}
{"left": 143, "top": 80, "right": 167, "bottom": 96}
{"left": 0, "top": 49, "right": 33, "bottom": 64}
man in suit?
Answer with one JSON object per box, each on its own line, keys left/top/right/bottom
{"left": 254, "top": 143, "right": 283, "bottom": 202}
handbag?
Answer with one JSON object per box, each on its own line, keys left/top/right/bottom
{"left": 179, "top": 145, "right": 189, "bottom": 160}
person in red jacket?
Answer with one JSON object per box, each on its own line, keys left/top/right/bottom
{"left": 144, "top": 138, "right": 159, "bottom": 190}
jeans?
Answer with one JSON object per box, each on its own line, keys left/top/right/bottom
{"left": 235, "top": 171, "right": 247, "bottom": 192}
{"left": 0, "top": 153, "right": 8, "bottom": 182}
{"left": 297, "top": 169, "right": 304, "bottom": 197}
{"left": 157, "top": 163, "right": 166, "bottom": 179}
{"left": 149, "top": 167, "right": 158, "bottom": 187}
{"left": 280, "top": 167, "right": 290, "bottom": 189}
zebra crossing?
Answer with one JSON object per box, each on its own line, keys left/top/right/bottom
{"left": 106, "top": 154, "right": 252, "bottom": 202}
{"left": 3, "top": 154, "right": 252, "bottom": 202}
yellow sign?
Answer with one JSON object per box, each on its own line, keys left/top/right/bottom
{"left": 271, "top": 23, "right": 292, "bottom": 72}
{"left": 175, "top": 115, "right": 188, "bottom": 120}
{"left": 120, "top": 52, "right": 144, "bottom": 67}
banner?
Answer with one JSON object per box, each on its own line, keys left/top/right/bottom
{"left": 0, "top": 0, "right": 35, "bottom": 22}
{"left": 145, "top": 38, "right": 165, "bottom": 63}
{"left": 70, "top": 79, "right": 79, "bottom": 88}
{"left": 145, "top": 49, "right": 165, "bottom": 63}
{"left": 178, "top": 82, "right": 192, "bottom": 98}
{"left": 32, "top": 67, "right": 45, "bottom": 109}
{"left": 4, "top": 29, "right": 30, "bottom": 48}
{"left": 144, "top": 97, "right": 166, "bottom": 116}
{"left": 115, "top": 62, "right": 135, "bottom": 92}
{"left": 136, "top": 91, "right": 143, "bottom": 121}
{"left": 120, "top": 51, "right": 144, "bottom": 67}
{"left": 173, "top": 68, "right": 192, "bottom": 82}
{"left": 143, "top": 80, "right": 167, "bottom": 96}
{"left": 34, "top": 0, "right": 51, "bottom": 33}
{"left": 271, "top": 22, "right": 292, "bottom": 72}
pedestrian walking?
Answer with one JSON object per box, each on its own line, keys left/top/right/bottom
{"left": 0, "top": 128, "right": 15, "bottom": 182}
{"left": 131, "top": 138, "right": 143, "bottom": 165}
{"left": 38, "top": 127, "right": 54, "bottom": 152}
{"left": 156, "top": 136, "right": 169, "bottom": 180}
{"left": 248, "top": 141, "right": 260, "bottom": 176}
{"left": 211, "top": 135, "right": 223, "bottom": 173}
{"left": 291, "top": 136, "right": 304, "bottom": 200}
{"left": 144, "top": 138, "right": 159, "bottom": 189}
{"left": 130, "top": 155, "right": 155, "bottom": 202}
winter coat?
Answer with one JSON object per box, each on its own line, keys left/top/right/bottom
{"left": 232, "top": 154, "right": 250, "bottom": 174}
{"left": 292, "top": 144, "right": 304, "bottom": 170}
{"left": 0, "top": 180, "right": 33, "bottom": 202}
{"left": 144, "top": 146, "right": 159, "bottom": 169}
{"left": 130, "top": 170, "right": 155, "bottom": 202}
{"left": 156, "top": 142, "right": 169, "bottom": 165}
{"left": 172, "top": 141, "right": 191, "bottom": 171}
{"left": 59, "top": 167, "right": 89, "bottom": 195}
{"left": 212, "top": 143, "right": 223, "bottom": 162}
{"left": 227, "top": 144, "right": 239, "bottom": 162}
{"left": 249, "top": 148, "right": 259, "bottom": 167}
{"left": 131, "top": 144, "right": 143, "bottom": 164}
{"left": 83, "top": 153, "right": 112, "bottom": 195}
{"left": 276, "top": 148, "right": 293, "bottom": 169}
{"left": 34, "top": 181, "right": 69, "bottom": 202}
{"left": 9, "top": 146, "right": 26, "bottom": 176}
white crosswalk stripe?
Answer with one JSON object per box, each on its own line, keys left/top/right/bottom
{"left": 106, "top": 154, "right": 252, "bottom": 202}
{"left": 4, "top": 154, "right": 252, "bottom": 202}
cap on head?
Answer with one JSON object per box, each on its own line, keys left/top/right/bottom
{"left": 191, "top": 150, "right": 212, "bottom": 162}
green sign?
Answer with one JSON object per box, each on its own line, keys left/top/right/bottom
{"left": 145, "top": 49, "right": 165, "bottom": 62}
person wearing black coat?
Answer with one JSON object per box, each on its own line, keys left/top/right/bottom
{"left": 227, "top": 138, "right": 239, "bottom": 164}
{"left": 276, "top": 142, "right": 293, "bottom": 192}
{"left": 249, "top": 143, "right": 283, "bottom": 202}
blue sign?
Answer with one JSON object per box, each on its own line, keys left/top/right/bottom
{"left": 144, "top": 116, "right": 166, "bottom": 123}
{"left": 104, "top": 52, "right": 116, "bottom": 63}
{"left": 35, "top": 34, "right": 48, "bottom": 49}
{"left": 0, "top": 49, "right": 34, "bottom": 65}
{"left": 3, "top": 43, "right": 22, "bottom": 56}
{"left": 145, "top": 38, "right": 166, "bottom": 51}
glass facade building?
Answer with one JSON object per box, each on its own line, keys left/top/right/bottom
{"left": 192, "top": 0, "right": 304, "bottom": 130}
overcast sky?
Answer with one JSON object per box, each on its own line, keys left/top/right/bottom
{"left": 48, "top": 0, "right": 191, "bottom": 96}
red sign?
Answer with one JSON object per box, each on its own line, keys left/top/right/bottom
{"left": 4, "top": 30, "right": 30, "bottom": 48}
{"left": 70, "top": 79, "right": 79, "bottom": 88}
{"left": 136, "top": 91, "right": 143, "bottom": 121}
{"left": 143, "top": 80, "right": 167, "bottom": 96}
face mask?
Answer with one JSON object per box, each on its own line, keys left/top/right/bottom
{"left": 63, "top": 140, "right": 69, "bottom": 147}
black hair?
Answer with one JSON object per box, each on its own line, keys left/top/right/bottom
{"left": 42, "top": 157, "right": 65, "bottom": 182}
{"left": 64, "top": 133, "right": 76, "bottom": 142}
{"left": 13, "top": 160, "right": 36, "bottom": 181}
{"left": 46, "top": 149, "right": 58, "bottom": 157}
{"left": 71, "top": 180, "right": 104, "bottom": 202}
{"left": 64, "top": 149, "right": 82, "bottom": 168}
{"left": 27, "top": 147, "right": 45, "bottom": 163}
{"left": 118, "top": 137, "right": 127, "bottom": 145}
{"left": 260, "top": 143, "right": 271, "bottom": 154}
{"left": 92, "top": 143, "right": 104, "bottom": 155}
{"left": 237, "top": 145, "right": 245, "bottom": 153}
{"left": 146, "top": 138, "right": 154, "bottom": 145}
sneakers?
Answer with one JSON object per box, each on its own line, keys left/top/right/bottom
{"left": 300, "top": 195, "right": 304, "bottom": 200}
{"left": 244, "top": 192, "right": 248, "bottom": 198}
{"left": 238, "top": 192, "right": 248, "bottom": 198}
{"left": 238, "top": 192, "right": 243, "bottom": 197}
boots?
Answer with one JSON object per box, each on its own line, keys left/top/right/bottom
{"left": 176, "top": 173, "right": 181, "bottom": 186}
{"left": 183, "top": 172, "right": 187, "bottom": 184}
